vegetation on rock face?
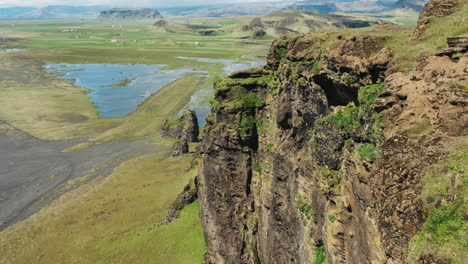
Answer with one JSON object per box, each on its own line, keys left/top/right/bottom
{"left": 315, "top": 103, "right": 360, "bottom": 134}
{"left": 298, "top": 204, "right": 313, "bottom": 220}
{"left": 234, "top": 93, "right": 265, "bottom": 109}
{"left": 409, "top": 150, "right": 468, "bottom": 264}
{"left": 313, "top": 245, "right": 326, "bottom": 264}
{"left": 312, "top": 83, "right": 384, "bottom": 164}
{"left": 295, "top": 194, "right": 313, "bottom": 220}
{"left": 237, "top": 113, "right": 263, "bottom": 140}
{"left": 320, "top": 166, "right": 341, "bottom": 187}
{"left": 265, "top": 143, "right": 274, "bottom": 152}
{"left": 358, "top": 84, "right": 384, "bottom": 110}
{"left": 163, "top": 116, "right": 185, "bottom": 129}
{"left": 214, "top": 74, "right": 269, "bottom": 111}
{"left": 211, "top": 72, "right": 270, "bottom": 142}
{"left": 253, "top": 161, "right": 263, "bottom": 173}
{"left": 355, "top": 143, "right": 380, "bottom": 162}
{"left": 277, "top": 46, "right": 288, "bottom": 59}
{"left": 316, "top": 83, "right": 383, "bottom": 133}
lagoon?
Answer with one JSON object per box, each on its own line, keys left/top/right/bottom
{"left": 45, "top": 63, "right": 206, "bottom": 118}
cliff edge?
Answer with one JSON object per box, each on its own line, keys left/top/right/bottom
{"left": 198, "top": 0, "right": 468, "bottom": 263}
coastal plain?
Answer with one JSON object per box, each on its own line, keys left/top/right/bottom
{"left": 0, "top": 18, "right": 269, "bottom": 263}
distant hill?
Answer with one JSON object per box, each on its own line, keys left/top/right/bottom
{"left": 335, "top": 0, "right": 402, "bottom": 13}
{"left": 0, "top": 5, "right": 107, "bottom": 19}
{"left": 286, "top": 3, "right": 338, "bottom": 13}
{"left": 0, "top": 1, "right": 429, "bottom": 21}
{"left": 391, "top": 0, "right": 429, "bottom": 12}
{"left": 240, "top": 10, "right": 388, "bottom": 38}
{"left": 159, "top": 2, "right": 290, "bottom": 18}
{"left": 152, "top": 20, "right": 188, "bottom": 33}
{"left": 0, "top": 7, "right": 36, "bottom": 19}
{"left": 98, "top": 8, "right": 163, "bottom": 20}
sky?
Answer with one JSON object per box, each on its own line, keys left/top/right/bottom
{"left": 0, "top": 0, "right": 284, "bottom": 8}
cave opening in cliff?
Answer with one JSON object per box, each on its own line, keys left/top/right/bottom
{"left": 312, "top": 73, "right": 358, "bottom": 107}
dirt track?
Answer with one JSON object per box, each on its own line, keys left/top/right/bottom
{"left": 0, "top": 121, "right": 165, "bottom": 231}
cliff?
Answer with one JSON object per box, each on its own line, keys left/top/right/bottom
{"left": 197, "top": 0, "right": 468, "bottom": 263}
{"left": 161, "top": 110, "right": 199, "bottom": 143}
{"left": 98, "top": 8, "right": 162, "bottom": 19}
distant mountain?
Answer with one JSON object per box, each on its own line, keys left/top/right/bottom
{"left": 286, "top": 3, "right": 338, "bottom": 13}
{"left": 98, "top": 8, "right": 163, "bottom": 20}
{"left": 0, "top": 5, "right": 108, "bottom": 19}
{"left": 0, "top": 7, "right": 36, "bottom": 19}
{"left": 240, "top": 10, "right": 389, "bottom": 38}
{"left": 159, "top": 2, "right": 291, "bottom": 18}
{"left": 0, "top": 1, "right": 428, "bottom": 20}
{"left": 333, "top": 0, "right": 399, "bottom": 13}
{"left": 285, "top": 1, "right": 407, "bottom": 14}
{"left": 391, "top": 0, "right": 428, "bottom": 12}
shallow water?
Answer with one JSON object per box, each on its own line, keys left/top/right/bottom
{"left": 176, "top": 56, "right": 265, "bottom": 75}
{"left": 177, "top": 88, "right": 213, "bottom": 127}
{"left": 0, "top": 48, "right": 27, "bottom": 53}
{"left": 45, "top": 63, "right": 206, "bottom": 118}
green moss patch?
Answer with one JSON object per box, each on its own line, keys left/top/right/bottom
{"left": 313, "top": 245, "right": 326, "bottom": 264}
{"left": 355, "top": 143, "right": 380, "bottom": 162}
{"left": 358, "top": 84, "right": 384, "bottom": 108}
{"left": 237, "top": 113, "right": 262, "bottom": 139}
{"left": 315, "top": 103, "right": 360, "bottom": 134}
{"left": 409, "top": 149, "right": 468, "bottom": 264}
{"left": 298, "top": 204, "right": 313, "bottom": 220}
{"left": 234, "top": 93, "right": 265, "bottom": 109}
{"left": 320, "top": 167, "right": 341, "bottom": 187}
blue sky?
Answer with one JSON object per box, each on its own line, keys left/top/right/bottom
{"left": 0, "top": 0, "right": 285, "bottom": 8}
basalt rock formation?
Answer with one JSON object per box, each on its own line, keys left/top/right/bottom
{"left": 161, "top": 110, "right": 199, "bottom": 142}
{"left": 197, "top": 1, "right": 468, "bottom": 263}
{"left": 172, "top": 140, "right": 189, "bottom": 157}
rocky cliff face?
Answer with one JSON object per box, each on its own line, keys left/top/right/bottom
{"left": 198, "top": 1, "right": 467, "bottom": 263}
{"left": 412, "top": 0, "right": 457, "bottom": 40}
{"left": 161, "top": 110, "right": 199, "bottom": 142}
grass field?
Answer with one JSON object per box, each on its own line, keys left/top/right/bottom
{"left": 0, "top": 153, "right": 205, "bottom": 264}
